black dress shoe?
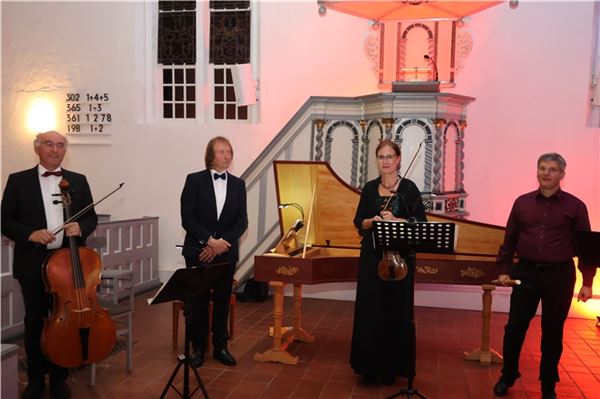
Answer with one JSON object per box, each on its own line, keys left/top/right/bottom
{"left": 542, "top": 390, "right": 557, "bottom": 399}
{"left": 213, "top": 348, "right": 236, "bottom": 366}
{"left": 190, "top": 350, "right": 206, "bottom": 368}
{"left": 49, "top": 380, "right": 71, "bottom": 399}
{"left": 493, "top": 378, "right": 514, "bottom": 397}
{"left": 21, "top": 381, "right": 44, "bottom": 399}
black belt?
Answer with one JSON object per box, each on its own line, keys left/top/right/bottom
{"left": 520, "top": 259, "right": 572, "bottom": 269}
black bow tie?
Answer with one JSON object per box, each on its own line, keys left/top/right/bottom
{"left": 213, "top": 172, "right": 226, "bottom": 180}
{"left": 42, "top": 171, "right": 62, "bottom": 177}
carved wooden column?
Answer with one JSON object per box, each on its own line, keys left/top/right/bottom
{"left": 457, "top": 120, "right": 467, "bottom": 191}
{"left": 432, "top": 118, "right": 446, "bottom": 193}
{"left": 313, "top": 119, "right": 327, "bottom": 161}
{"left": 382, "top": 117, "right": 395, "bottom": 139}
{"left": 358, "top": 119, "right": 369, "bottom": 188}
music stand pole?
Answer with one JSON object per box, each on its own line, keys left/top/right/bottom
{"left": 148, "top": 264, "right": 227, "bottom": 399}
{"left": 384, "top": 267, "right": 426, "bottom": 399}
{"left": 373, "top": 220, "right": 457, "bottom": 399}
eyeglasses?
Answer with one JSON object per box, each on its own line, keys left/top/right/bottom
{"left": 39, "top": 140, "right": 66, "bottom": 149}
{"left": 377, "top": 155, "right": 396, "bottom": 161}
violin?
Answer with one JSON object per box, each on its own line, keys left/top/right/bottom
{"left": 41, "top": 178, "right": 116, "bottom": 368}
{"left": 378, "top": 250, "right": 408, "bottom": 281}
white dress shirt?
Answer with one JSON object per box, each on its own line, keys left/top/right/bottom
{"left": 211, "top": 169, "right": 228, "bottom": 220}
{"left": 37, "top": 165, "right": 65, "bottom": 249}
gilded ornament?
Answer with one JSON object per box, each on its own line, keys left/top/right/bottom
{"left": 460, "top": 267, "right": 485, "bottom": 279}
{"left": 275, "top": 266, "right": 300, "bottom": 276}
{"left": 416, "top": 266, "right": 439, "bottom": 275}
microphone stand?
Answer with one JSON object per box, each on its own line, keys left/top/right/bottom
{"left": 423, "top": 54, "right": 439, "bottom": 82}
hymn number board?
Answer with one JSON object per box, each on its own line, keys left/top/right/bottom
{"left": 65, "top": 92, "right": 112, "bottom": 134}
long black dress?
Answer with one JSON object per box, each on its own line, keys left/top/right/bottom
{"left": 350, "top": 176, "right": 427, "bottom": 379}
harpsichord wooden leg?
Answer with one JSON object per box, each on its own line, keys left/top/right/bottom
{"left": 287, "top": 284, "right": 315, "bottom": 343}
{"left": 254, "top": 281, "right": 299, "bottom": 365}
{"left": 464, "top": 284, "right": 503, "bottom": 365}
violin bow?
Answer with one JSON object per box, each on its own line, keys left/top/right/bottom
{"left": 381, "top": 140, "right": 424, "bottom": 212}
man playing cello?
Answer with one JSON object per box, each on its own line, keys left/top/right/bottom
{"left": 2, "top": 131, "right": 97, "bottom": 399}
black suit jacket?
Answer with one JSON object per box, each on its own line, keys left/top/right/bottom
{"left": 1, "top": 166, "right": 98, "bottom": 280}
{"left": 180, "top": 170, "right": 248, "bottom": 265}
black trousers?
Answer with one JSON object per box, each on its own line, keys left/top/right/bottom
{"left": 501, "top": 260, "right": 575, "bottom": 384}
{"left": 18, "top": 277, "right": 69, "bottom": 384}
{"left": 184, "top": 258, "right": 235, "bottom": 352}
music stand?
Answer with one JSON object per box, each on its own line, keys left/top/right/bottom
{"left": 574, "top": 230, "right": 600, "bottom": 266}
{"left": 148, "top": 264, "right": 227, "bottom": 399}
{"left": 372, "top": 221, "right": 457, "bottom": 399}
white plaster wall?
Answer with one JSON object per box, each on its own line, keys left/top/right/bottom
{"left": 1, "top": 1, "right": 376, "bottom": 273}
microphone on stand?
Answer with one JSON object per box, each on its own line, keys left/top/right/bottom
{"left": 423, "top": 54, "right": 439, "bottom": 82}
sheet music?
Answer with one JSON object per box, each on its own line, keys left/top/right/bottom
{"left": 373, "top": 221, "right": 457, "bottom": 253}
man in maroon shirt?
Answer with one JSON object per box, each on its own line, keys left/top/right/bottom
{"left": 493, "top": 153, "right": 595, "bottom": 399}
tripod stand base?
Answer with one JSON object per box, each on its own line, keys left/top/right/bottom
{"left": 160, "top": 354, "right": 209, "bottom": 399}
{"left": 385, "top": 378, "right": 428, "bottom": 399}
{"left": 385, "top": 387, "right": 427, "bottom": 399}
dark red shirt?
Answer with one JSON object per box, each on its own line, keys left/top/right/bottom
{"left": 497, "top": 188, "right": 596, "bottom": 286}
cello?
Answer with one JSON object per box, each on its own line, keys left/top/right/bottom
{"left": 41, "top": 178, "right": 116, "bottom": 368}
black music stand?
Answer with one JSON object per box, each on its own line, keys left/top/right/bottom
{"left": 148, "top": 264, "right": 227, "bottom": 399}
{"left": 373, "top": 220, "right": 456, "bottom": 399}
{"left": 574, "top": 230, "right": 600, "bottom": 326}
{"left": 574, "top": 230, "right": 600, "bottom": 266}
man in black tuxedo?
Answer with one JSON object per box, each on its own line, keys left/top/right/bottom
{"left": 1, "top": 131, "right": 97, "bottom": 399}
{"left": 180, "top": 136, "right": 248, "bottom": 368}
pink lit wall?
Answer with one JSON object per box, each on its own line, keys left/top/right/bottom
{"left": 447, "top": 2, "right": 599, "bottom": 231}
{"left": 246, "top": 2, "right": 378, "bottom": 158}
{"left": 445, "top": 2, "right": 600, "bottom": 315}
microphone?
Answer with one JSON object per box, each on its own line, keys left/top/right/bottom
{"left": 423, "top": 54, "right": 439, "bottom": 82}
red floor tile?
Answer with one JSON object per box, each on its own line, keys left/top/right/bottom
{"left": 9, "top": 291, "right": 600, "bottom": 399}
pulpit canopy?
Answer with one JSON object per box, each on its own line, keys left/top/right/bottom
{"left": 319, "top": 0, "right": 504, "bottom": 21}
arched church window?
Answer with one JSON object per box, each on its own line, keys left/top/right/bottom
{"left": 210, "top": 1, "right": 251, "bottom": 120}
{"left": 158, "top": 1, "right": 197, "bottom": 119}
{"left": 157, "top": 1, "right": 254, "bottom": 121}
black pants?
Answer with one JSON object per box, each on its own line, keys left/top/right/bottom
{"left": 18, "top": 277, "right": 69, "bottom": 384}
{"left": 184, "top": 258, "right": 235, "bottom": 352}
{"left": 501, "top": 260, "right": 575, "bottom": 384}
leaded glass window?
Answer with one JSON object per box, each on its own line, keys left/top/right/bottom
{"left": 210, "top": 1, "right": 251, "bottom": 120}
{"left": 158, "top": 1, "right": 196, "bottom": 64}
{"left": 157, "top": 1, "right": 254, "bottom": 121}
{"left": 209, "top": 2, "right": 250, "bottom": 65}
{"left": 158, "top": 1, "right": 196, "bottom": 119}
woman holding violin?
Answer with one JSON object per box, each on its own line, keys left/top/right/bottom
{"left": 1, "top": 131, "right": 97, "bottom": 399}
{"left": 350, "top": 139, "right": 427, "bottom": 386}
